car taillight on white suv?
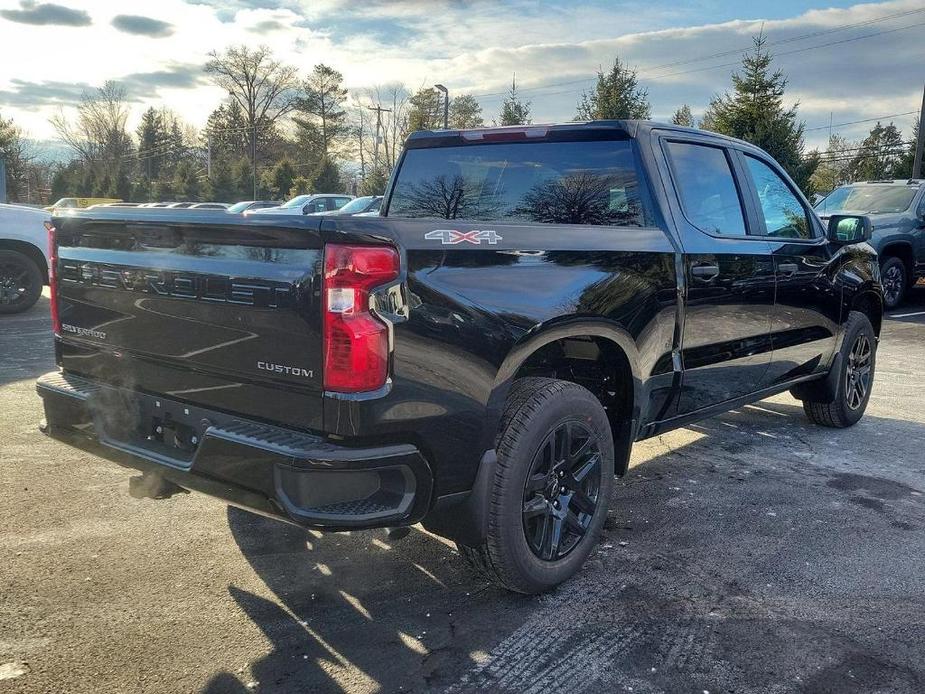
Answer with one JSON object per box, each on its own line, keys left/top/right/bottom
{"left": 322, "top": 244, "right": 399, "bottom": 392}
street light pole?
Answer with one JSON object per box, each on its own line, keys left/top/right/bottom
{"left": 913, "top": 81, "right": 925, "bottom": 180}
{"left": 434, "top": 84, "right": 448, "bottom": 130}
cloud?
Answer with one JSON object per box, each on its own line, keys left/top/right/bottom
{"left": 0, "top": 79, "right": 94, "bottom": 109}
{"left": 248, "top": 19, "right": 285, "bottom": 33}
{"left": 119, "top": 64, "right": 207, "bottom": 93}
{"left": 0, "top": 1, "right": 91, "bottom": 26}
{"left": 111, "top": 14, "right": 175, "bottom": 38}
{"left": 0, "top": 64, "right": 206, "bottom": 110}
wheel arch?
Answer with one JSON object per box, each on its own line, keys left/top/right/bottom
{"left": 879, "top": 240, "right": 914, "bottom": 274}
{"left": 0, "top": 239, "right": 49, "bottom": 284}
{"left": 487, "top": 317, "right": 642, "bottom": 476}
{"left": 851, "top": 289, "right": 883, "bottom": 337}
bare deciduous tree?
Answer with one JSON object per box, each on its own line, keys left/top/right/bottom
{"left": 50, "top": 81, "right": 134, "bottom": 164}
{"left": 204, "top": 45, "right": 300, "bottom": 165}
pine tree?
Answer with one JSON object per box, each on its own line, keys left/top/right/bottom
{"left": 701, "top": 33, "right": 814, "bottom": 192}
{"left": 312, "top": 158, "right": 343, "bottom": 193}
{"left": 499, "top": 75, "right": 531, "bottom": 126}
{"left": 576, "top": 58, "right": 650, "bottom": 121}
{"left": 289, "top": 176, "right": 312, "bottom": 197}
{"left": 847, "top": 122, "right": 907, "bottom": 181}
{"left": 296, "top": 64, "right": 349, "bottom": 158}
{"left": 360, "top": 167, "right": 389, "bottom": 196}
{"left": 671, "top": 105, "right": 695, "bottom": 127}
{"left": 407, "top": 88, "right": 444, "bottom": 132}
{"left": 449, "top": 95, "right": 484, "bottom": 129}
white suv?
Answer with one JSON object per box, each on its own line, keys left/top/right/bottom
{"left": 0, "top": 203, "right": 51, "bottom": 313}
{"left": 247, "top": 194, "right": 353, "bottom": 216}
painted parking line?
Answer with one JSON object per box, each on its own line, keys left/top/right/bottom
{"left": 889, "top": 310, "right": 925, "bottom": 318}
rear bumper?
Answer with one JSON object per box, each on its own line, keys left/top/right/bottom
{"left": 36, "top": 371, "right": 433, "bottom": 530}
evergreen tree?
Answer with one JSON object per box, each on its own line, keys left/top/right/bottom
{"left": 701, "top": 33, "right": 814, "bottom": 192}
{"left": 499, "top": 76, "right": 531, "bottom": 126}
{"left": 206, "top": 160, "right": 238, "bottom": 202}
{"left": 312, "top": 157, "right": 343, "bottom": 193}
{"left": 0, "top": 112, "right": 32, "bottom": 202}
{"left": 360, "top": 167, "right": 389, "bottom": 196}
{"left": 172, "top": 160, "right": 202, "bottom": 201}
{"left": 289, "top": 175, "right": 312, "bottom": 197}
{"left": 671, "top": 104, "right": 695, "bottom": 127}
{"left": 811, "top": 134, "right": 855, "bottom": 192}
{"left": 449, "top": 94, "right": 484, "bottom": 129}
{"left": 847, "top": 122, "right": 907, "bottom": 181}
{"left": 894, "top": 118, "right": 919, "bottom": 179}
{"left": 407, "top": 87, "right": 444, "bottom": 132}
{"left": 260, "top": 159, "right": 296, "bottom": 199}
{"left": 576, "top": 57, "right": 650, "bottom": 121}
{"left": 296, "top": 64, "right": 349, "bottom": 158}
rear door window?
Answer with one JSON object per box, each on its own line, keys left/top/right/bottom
{"left": 388, "top": 139, "right": 653, "bottom": 227}
{"left": 665, "top": 141, "right": 747, "bottom": 236}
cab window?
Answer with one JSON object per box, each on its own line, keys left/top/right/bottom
{"left": 744, "top": 156, "right": 814, "bottom": 239}
{"left": 666, "top": 141, "right": 747, "bottom": 236}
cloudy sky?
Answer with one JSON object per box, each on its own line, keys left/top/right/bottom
{"left": 0, "top": 0, "right": 922, "bottom": 152}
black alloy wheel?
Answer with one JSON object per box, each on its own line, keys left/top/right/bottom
{"left": 881, "top": 258, "right": 905, "bottom": 309}
{"left": 0, "top": 251, "right": 43, "bottom": 314}
{"left": 522, "top": 420, "right": 602, "bottom": 561}
{"left": 845, "top": 333, "right": 872, "bottom": 411}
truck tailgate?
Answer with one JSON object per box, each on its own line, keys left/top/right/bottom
{"left": 52, "top": 212, "right": 325, "bottom": 430}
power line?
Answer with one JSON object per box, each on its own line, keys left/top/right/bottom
{"left": 468, "top": 13, "right": 925, "bottom": 101}
{"left": 805, "top": 111, "right": 920, "bottom": 132}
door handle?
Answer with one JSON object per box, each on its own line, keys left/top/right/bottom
{"left": 778, "top": 262, "right": 799, "bottom": 277}
{"left": 691, "top": 263, "right": 720, "bottom": 281}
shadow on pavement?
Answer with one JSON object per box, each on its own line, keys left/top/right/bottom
{"left": 205, "top": 397, "right": 925, "bottom": 693}
{"left": 0, "top": 294, "right": 55, "bottom": 386}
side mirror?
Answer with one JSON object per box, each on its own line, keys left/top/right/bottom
{"left": 827, "top": 214, "right": 872, "bottom": 244}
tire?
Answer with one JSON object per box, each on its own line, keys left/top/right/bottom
{"left": 457, "top": 377, "right": 614, "bottom": 594}
{"left": 880, "top": 256, "right": 907, "bottom": 310}
{"left": 0, "top": 250, "right": 43, "bottom": 314}
{"left": 803, "top": 311, "right": 876, "bottom": 428}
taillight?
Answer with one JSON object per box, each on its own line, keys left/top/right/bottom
{"left": 323, "top": 244, "right": 399, "bottom": 392}
{"left": 44, "top": 221, "right": 60, "bottom": 335}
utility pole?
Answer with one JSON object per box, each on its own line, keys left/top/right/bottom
{"left": 367, "top": 104, "right": 392, "bottom": 171}
{"left": 252, "top": 123, "right": 257, "bottom": 200}
{"left": 913, "top": 82, "right": 925, "bottom": 180}
{"left": 434, "top": 84, "right": 449, "bottom": 129}
{"left": 206, "top": 134, "right": 212, "bottom": 179}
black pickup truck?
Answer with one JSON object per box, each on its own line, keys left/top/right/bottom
{"left": 38, "top": 121, "right": 882, "bottom": 593}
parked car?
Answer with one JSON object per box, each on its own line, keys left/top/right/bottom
{"left": 311, "top": 195, "right": 382, "bottom": 216}
{"left": 189, "top": 202, "right": 231, "bottom": 210}
{"left": 248, "top": 193, "right": 353, "bottom": 216}
{"left": 44, "top": 197, "right": 120, "bottom": 212}
{"left": 38, "top": 121, "right": 882, "bottom": 593}
{"left": 814, "top": 179, "right": 925, "bottom": 308}
{"left": 226, "top": 201, "right": 280, "bottom": 214}
{"left": 167, "top": 202, "right": 195, "bottom": 209}
{"left": 0, "top": 203, "right": 50, "bottom": 313}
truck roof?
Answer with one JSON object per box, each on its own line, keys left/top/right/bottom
{"left": 405, "top": 119, "right": 747, "bottom": 148}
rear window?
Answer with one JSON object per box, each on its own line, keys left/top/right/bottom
{"left": 387, "top": 139, "right": 653, "bottom": 227}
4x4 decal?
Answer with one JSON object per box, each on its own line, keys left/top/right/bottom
{"left": 424, "top": 229, "right": 502, "bottom": 245}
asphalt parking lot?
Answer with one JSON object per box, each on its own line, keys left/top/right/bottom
{"left": 2, "top": 288, "right": 924, "bottom": 693}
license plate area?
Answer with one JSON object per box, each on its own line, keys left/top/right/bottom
{"left": 91, "top": 389, "right": 213, "bottom": 467}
